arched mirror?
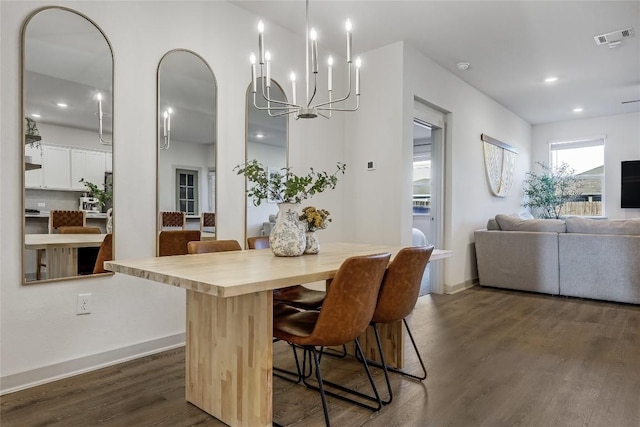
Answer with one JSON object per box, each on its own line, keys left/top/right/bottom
{"left": 22, "top": 7, "right": 114, "bottom": 284}
{"left": 245, "top": 79, "right": 288, "bottom": 244}
{"left": 157, "top": 50, "right": 217, "bottom": 251}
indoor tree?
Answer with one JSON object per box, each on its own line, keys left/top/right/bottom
{"left": 522, "top": 162, "right": 581, "bottom": 219}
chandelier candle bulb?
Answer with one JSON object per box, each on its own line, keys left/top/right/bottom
{"left": 327, "top": 56, "right": 333, "bottom": 91}
{"left": 265, "top": 51, "right": 271, "bottom": 87}
{"left": 355, "top": 57, "right": 361, "bottom": 95}
{"left": 258, "top": 20, "right": 265, "bottom": 64}
{"left": 310, "top": 28, "right": 318, "bottom": 73}
{"left": 163, "top": 111, "right": 168, "bottom": 137}
{"left": 250, "top": 53, "right": 257, "bottom": 93}
{"left": 166, "top": 108, "right": 171, "bottom": 132}
{"left": 346, "top": 19, "right": 352, "bottom": 63}
{"left": 290, "top": 72, "right": 297, "bottom": 105}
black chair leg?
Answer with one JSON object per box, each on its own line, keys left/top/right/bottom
{"left": 361, "top": 318, "right": 428, "bottom": 382}
{"left": 273, "top": 342, "right": 304, "bottom": 383}
{"left": 302, "top": 339, "right": 382, "bottom": 412}
{"left": 371, "top": 323, "right": 393, "bottom": 404}
{"left": 311, "top": 347, "right": 332, "bottom": 427}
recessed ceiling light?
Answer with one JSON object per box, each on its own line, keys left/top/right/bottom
{"left": 573, "top": 107, "right": 584, "bottom": 113}
{"left": 31, "top": 113, "right": 41, "bottom": 118}
{"left": 456, "top": 62, "right": 470, "bottom": 71}
{"left": 544, "top": 76, "right": 558, "bottom": 83}
{"left": 256, "top": 133, "right": 264, "bottom": 138}
{"left": 56, "top": 102, "right": 68, "bottom": 108}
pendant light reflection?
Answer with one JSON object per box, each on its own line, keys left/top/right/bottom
{"left": 160, "top": 107, "right": 172, "bottom": 149}
{"left": 95, "top": 92, "right": 112, "bottom": 145}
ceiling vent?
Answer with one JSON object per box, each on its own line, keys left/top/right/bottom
{"left": 594, "top": 27, "right": 635, "bottom": 47}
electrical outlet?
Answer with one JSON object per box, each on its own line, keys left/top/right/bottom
{"left": 37, "top": 202, "right": 46, "bottom": 207}
{"left": 77, "top": 293, "right": 91, "bottom": 315}
{"left": 367, "top": 161, "right": 376, "bottom": 171}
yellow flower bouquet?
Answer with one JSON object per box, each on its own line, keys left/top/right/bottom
{"left": 299, "top": 206, "right": 331, "bottom": 232}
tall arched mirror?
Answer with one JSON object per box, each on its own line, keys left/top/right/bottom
{"left": 245, "top": 80, "right": 288, "bottom": 244}
{"left": 157, "top": 50, "right": 217, "bottom": 251}
{"left": 22, "top": 7, "right": 114, "bottom": 284}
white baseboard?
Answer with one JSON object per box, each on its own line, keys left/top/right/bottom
{"left": 445, "top": 277, "right": 479, "bottom": 294}
{"left": 0, "top": 333, "right": 185, "bottom": 395}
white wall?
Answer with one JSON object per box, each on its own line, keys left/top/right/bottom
{"left": 345, "top": 42, "right": 532, "bottom": 291}
{"left": 158, "top": 140, "right": 213, "bottom": 214}
{"left": 0, "top": 0, "right": 347, "bottom": 392}
{"left": 532, "top": 112, "right": 640, "bottom": 219}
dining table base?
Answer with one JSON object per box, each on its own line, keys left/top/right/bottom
{"left": 186, "top": 289, "right": 273, "bottom": 427}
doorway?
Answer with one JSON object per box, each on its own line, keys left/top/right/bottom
{"left": 413, "top": 101, "right": 445, "bottom": 294}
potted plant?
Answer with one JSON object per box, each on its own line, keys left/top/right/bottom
{"left": 79, "top": 178, "right": 112, "bottom": 212}
{"left": 235, "top": 160, "right": 346, "bottom": 256}
{"left": 522, "top": 162, "right": 580, "bottom": 219}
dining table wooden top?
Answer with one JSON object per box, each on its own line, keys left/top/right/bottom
{"left": 24, "top": 233, "right": 107, "bottom": 250}
{"left": 105, "top": 242, "right": 453, "bottom": 298}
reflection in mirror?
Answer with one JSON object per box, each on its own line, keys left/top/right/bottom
{"left": 245, "top": 79, "right": 288, "bottom": 243}
{"left": 22, "top": 7, "right": 114, "bottom": 284}
{"left": 157, "top": 50, "right": 217, "bottom": 250}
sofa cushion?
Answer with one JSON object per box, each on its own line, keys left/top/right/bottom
{"left": 495, "top": 214, "right": 566, "bottom": 233}
{"left": 565, "top": 217, "right": 640, "bottom": 235}
{"left": 486, "top": 218, "right": 500, "bottom": 230}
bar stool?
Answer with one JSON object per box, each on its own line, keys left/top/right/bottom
{"left": 160, "top": 211, "right": 186, "bottom": 230}
{"left": 273, "top": 252, "right": 391, "bottom": 427}
{"left": 37, "top": 210, "right": 87, "bottom": 279}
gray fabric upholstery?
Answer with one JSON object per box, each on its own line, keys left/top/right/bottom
{"left": 559, "top": 233, "right": 640, "bottom": 304}
{"left": 495, "top": 214, "right": 567, "bottom": 233}
{"left": 486, "top": 218, "right": 500, "bottom": 230}
{"left": 474, "top": 230, "right": 560, "bottom": 294}
{"left": 565, "top": 217, "right": 640, "bottom": 235}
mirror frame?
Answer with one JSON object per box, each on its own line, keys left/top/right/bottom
{"left": 156, "top": 49, "right": 218, "bottom": 253}
{"left": 243, "top": 79, "right": 290, "bottom": 248}
{"left": 21, "top": 6, "right": 115, "bottom": 285}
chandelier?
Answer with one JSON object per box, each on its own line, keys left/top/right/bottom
{"left": 250, "top": 0, "right": 361, "bottom": 119}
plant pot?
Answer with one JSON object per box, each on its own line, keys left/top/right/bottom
{"left": 269, "top": 203, "right": 306, "bottom": 256}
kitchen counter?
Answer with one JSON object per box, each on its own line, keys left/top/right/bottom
{"left": 26, "top": 211, "right": 108, "bottom": 219}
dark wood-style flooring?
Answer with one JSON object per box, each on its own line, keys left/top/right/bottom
{"left": 2, "top": 286, "right": 639, "bottom": 426}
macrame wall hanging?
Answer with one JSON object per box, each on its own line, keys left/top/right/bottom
{"left": 481, "top": 133, "right": 518, "bottom": 197}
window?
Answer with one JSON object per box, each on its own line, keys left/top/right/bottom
{"left": 549, "top": 137, "right": 605, "bottom": 216}
{"left": 176, "top": 169, "right": 198, "bottom": 215}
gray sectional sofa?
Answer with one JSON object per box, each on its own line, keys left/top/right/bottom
{"left": 475, "top": 215, "right": 640, "bottom": 304}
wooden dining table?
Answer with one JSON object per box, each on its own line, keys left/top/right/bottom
{"left": 105, "top": 242, "right": 452, "bottom": 427}
{"left": 25, "top": 233, "right": 107, "bottom": 279}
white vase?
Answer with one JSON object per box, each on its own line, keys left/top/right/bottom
{"left": 304, "top": 231, "right": 320, "bottom": 254}
{"left": 269, "top": 203, "right": 306, "bottom": 257}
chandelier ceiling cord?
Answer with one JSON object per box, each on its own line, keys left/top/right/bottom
{"left": 250, "top": 0, "right": 361, "bottom": 119}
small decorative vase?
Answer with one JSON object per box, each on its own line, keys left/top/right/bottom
{"left": 304, "top": 231, "right": 320, "bottom": 254}
{"left": 269, "top": 203, "right": 306, "bottom": 257}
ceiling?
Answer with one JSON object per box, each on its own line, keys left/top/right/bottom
{"left": 231, "top": 0, "right": 640, "bottom": 125}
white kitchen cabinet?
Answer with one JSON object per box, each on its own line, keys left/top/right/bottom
{"left": 42, "top": 145, "right": 71, "bottom": 190}
{"left": 24, "top": 143, "right": 43, "bottom": 188}
{"left": 72, "top": 149, "right": 105, "bottom": 190}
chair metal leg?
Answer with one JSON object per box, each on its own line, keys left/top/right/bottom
{"left": 311, "top": 347, "right": 332, "bottom": 427}
{"left": 302, "top": 338, "right": 382, "bottom": 412}
{"left": 273, "top": 342, "right": 304, "bottom": 383}
{"left": 362, "top": 318, "right": 428, "bottom": 382}
{"left": 371, "top": 323, "right": 393, "bottom": 404}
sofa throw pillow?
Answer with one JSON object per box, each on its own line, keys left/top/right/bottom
{"left": 486, "top": 218, "right": 500, "bottom": 230}
{"left": 565, "top": 217, "right": 640, "bottom": 235}
{"left": 495, "top": 214, "right": 567, "bottom": 233}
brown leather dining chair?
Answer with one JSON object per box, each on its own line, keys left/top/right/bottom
{"left": 273, "top": 252, "right": 391, "bottom": 427}
{"left": 157, "top": 230, "right": 201, "bottom": 256}
{"left": 248, "top": 235, "right": 327, "bottom": 311}
{"left": 93, "top": 233, "right": 113, "bottom": 274}
{"left": 363, "top": 245, "right": 435, "bottom": 404}
{"left": 187, "top": 239, "right": 241, "bottom": 254}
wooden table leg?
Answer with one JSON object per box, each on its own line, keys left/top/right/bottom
{"left": 46, "top": 248, "right": 78, "bottom": 279}
{"left": 357, "top": 320, "right": 405, "bottom": 369}
{"left": 186, "top": 289, "right": 273, "bottom": 427}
